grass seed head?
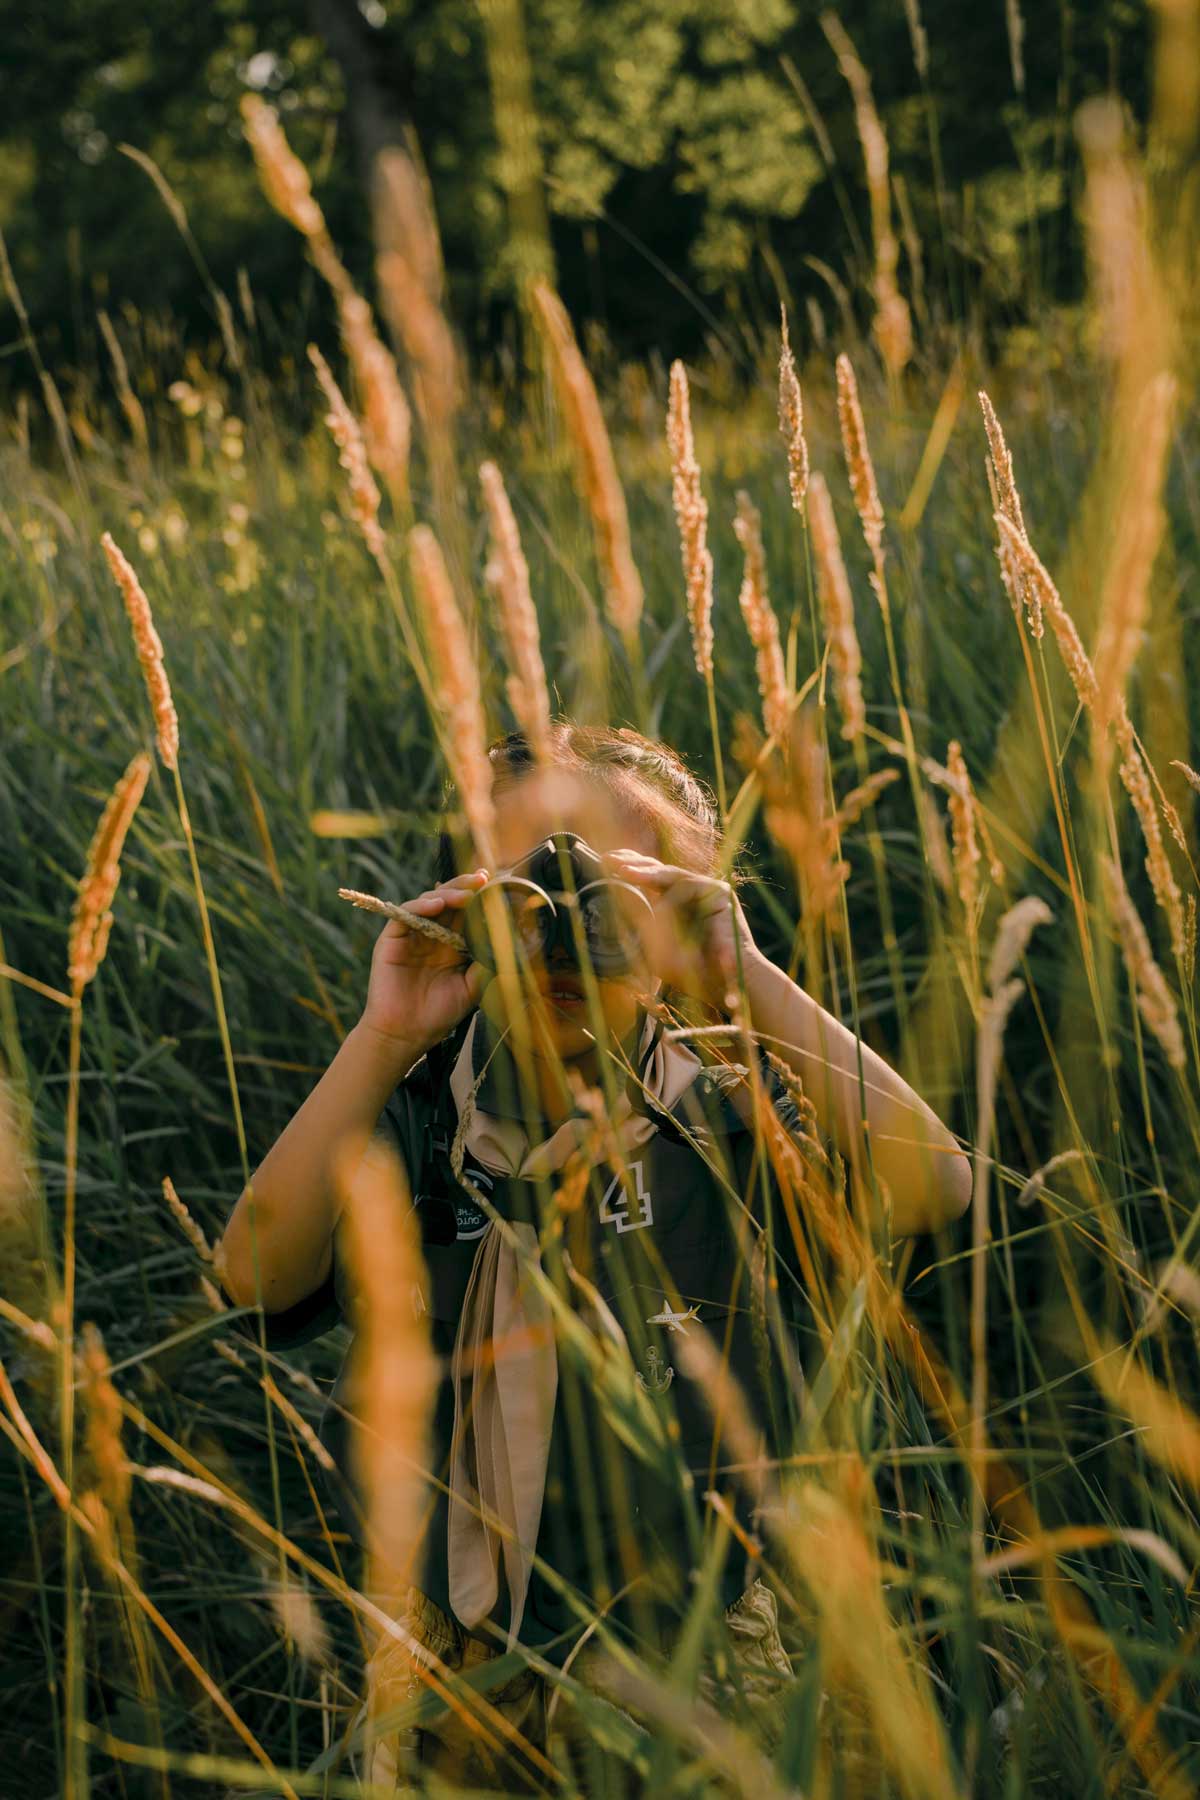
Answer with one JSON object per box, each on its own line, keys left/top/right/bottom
{"left": 408, "top": 524, "right": 496, "bottom": 867}
{"left": 531, "top": 279, "right": 643, "bottom": 639}
{"left": 308, "top": 344, "right": 385, "bottom": 560}
{"left": 808, "top": 472, "right": 865, "bottom": 741}
{"left": 101, "top": 534, "right": 179, "bottom": 769}
{"left": 778, "top": 309, "right": 809, "bottom": 510}
{"left": 1102, "top": 856, "right": 1186, "bottom": 1070}
{"left": 666, "top": 359, "right": 714, "bottom": 681}
{"left": 480, "top": 459, "right": 551, "bottom": 759}
{"left": 836, "top": 352, "right": 884, "bottom": 567}
{"left": 69, "top": 751, "right": 152, "bottom": 991}
{"left": 732, "top": 489, "right": 790, "bottom": 742}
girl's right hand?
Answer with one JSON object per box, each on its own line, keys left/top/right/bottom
{"left": 357, "top": 869, "right": 490, "bottom": 1059}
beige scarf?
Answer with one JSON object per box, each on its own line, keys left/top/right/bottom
{"left": 445, "top": 1007, "right": 703, "bottom": 1643}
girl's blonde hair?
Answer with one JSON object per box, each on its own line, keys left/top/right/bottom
{"left": 434, "top": 721, "right": 725, "bottom": 884}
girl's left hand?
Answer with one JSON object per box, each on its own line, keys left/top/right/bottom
{"left": 601, "top": 848, "right": 760, "bottom": 1010}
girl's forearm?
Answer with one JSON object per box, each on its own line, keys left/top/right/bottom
{"left": 219, "top": 1021, "right": 422, "bottom": 1312}
{"left": 741, "top": 952, "right": 971, "bottom": 1236}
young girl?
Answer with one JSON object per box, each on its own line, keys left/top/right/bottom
{"left": 220, "top": 721, "right": 971, "bottom": 1790}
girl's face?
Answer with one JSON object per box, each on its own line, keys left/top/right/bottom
{"left": 478, "top": 768, "right": 661, "bottom": 1061}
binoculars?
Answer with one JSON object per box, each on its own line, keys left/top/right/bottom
{"left": 459, "top": 833, "right": 653, "bottom": 978}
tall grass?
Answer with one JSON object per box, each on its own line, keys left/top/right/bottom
{"left": 2, "top": 37, "right": 1200, "bottom": 1800}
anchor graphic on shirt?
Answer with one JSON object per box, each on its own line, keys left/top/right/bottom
{"left": 637, "top": 1345, "right": 674, "bottom": 1394}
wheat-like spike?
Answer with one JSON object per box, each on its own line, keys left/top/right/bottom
{"left": 666, "top": 360, "right": 714, "bottom": 680}
{"left": 240, "top": 94, "right": 326, "bottom": 241}
{"left": 1170, "top": 760, "right": 1200, "bottom": 795}
{"left": 778, "top": 308, "right": 809, "bottom": 510}
{"left": 340, "top": 294, "right": 412, "bottom": 506}
{"left": 836, "top": 353, "right": 884, "bottom": 566}
{"left": 408, "top": 525, "right": 497, "bottom": 867}
{"left": 1113, "top": 712, "right": 1187, "bottom": 964}
{"left": 101, "top": 535, "right": 179, "bottom": 768}
{"left": 1102, "top": 856, "right": 1186, "bottom": 1071}
{"left": 308, "top": 344, "right": 385, "bottom": 560}
{"left": 808, "top": 472, "right": 865, "bottom": 741}
{"left": 375, "top": 248, "right": 461, "bottom": 440}
{"left": 162, "top": 1176, "right": 212, "bottom": 1262}
{"left": 338, "top": 888, "right": 466, "bottom": 948}
{"left": 946, "top": 740, "right": 981, "bottom": 929}
{"left": 480, "top": 460, "right": 551, "bottom": 759}
{"left": 833, "top": 767, "right": 901, "bottom": 832}
{"left": 531, "top": 280, "right": 643, "bottom": 638}
{"left": 732, "top": 490, "right": 790, "bottom": 742}
{"left": 994, "top": 515, "right": 1095, "bottom": 708}
{"left": 79, "top": 1322, "right": 130, "bottom": 1563}
{"left": 69, "top": 752, "right": 152, "bottom": 992}
{"left": 822, "top": 12, "right": 912, "bottom": 377}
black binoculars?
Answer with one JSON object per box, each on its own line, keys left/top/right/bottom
{"left": 459, "top": 833, "right": 653, "bottom": 978}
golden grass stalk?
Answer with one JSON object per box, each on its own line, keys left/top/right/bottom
{"left": 375, "top": 247, "right": 461, "bottom": 445}
{"left": 408, "top": 525, "right": 497, "bottom": 866}
{"left": 666, "top": 360, "right": 714, "bottom": 680}
{"left": 307, "top": 344, "right": 385, "bottom": 561}
{"left": 917, "top": 787, "right": 953, "bottom": 893}
{"left": 994, "top": 513, "right": 1095, "bottom": 708}
{"left": 340, "top": 293, "right": 412, "bottom": 506}
{"left": 240, "top": 94, "right": 326, "bottom": 244}
{"left": 1102, "top": 858, "right": 1187, "bottom": 1070}
{"left": 338, "top": 886, "right": 467, "bottom": 948}
{"left": 777, "top": 308, "right": 809, "bottom": 510}
{"left": 808, "top": 472, "right": 865, "bottom": 741}
{"left": 100, "top": 536, "right": 179, "bottom": 768}
{"left": 1092, "top": 372, "right": 1176, "bottom": 744}
{"left": 530, "top": 279, "right": 643, "bottom": 639}
{"left": 161, "top": 1176, "right": 212, "bottom": 1262}
{"left": 836, "top": 352, "right": 884, "bottom": 570}
{"left": 240, "top": 96, "right": 411, "bottom": 501}
{"left": 978, "top": 390, "right": 1041, "bottom": 639}
{"left": 334, "top": 1135, "right": 437, "bottom": 1759}
{"left": 732, "top": 490, "right": 790, "bottom": 742}
{"left": 79, "top": 1323, "right": 131, "bottom": 1566}
{"left": 68, "top": 752, "right": 152, "bottom": 992}
{"left": 1077, "top": 97, "right": 1170, "bottom": 395}
{"left": 820, "top": 12, "right": 913, "bottom": 378}
{"left": 945, "top": 739, "right": 981, "bottom": 936}
{"left": 479, "top": 459, "right": 552, "bottom": 758}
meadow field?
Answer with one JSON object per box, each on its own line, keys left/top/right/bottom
{"left": 3, "top": 9, "right": 1200, "bottom": 1795}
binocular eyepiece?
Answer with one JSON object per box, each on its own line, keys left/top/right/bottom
{"left": 459, "top": 833, "right": 653, "bottom": 978}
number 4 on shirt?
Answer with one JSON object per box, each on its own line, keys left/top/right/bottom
{"left": 600, "top": 1159, "right": 653, "bottom": 1232}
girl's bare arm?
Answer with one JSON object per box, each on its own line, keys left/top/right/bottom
{"left": 218, "top": 869, "right": 489, "bottom": 1313}
{"left": 741, "top": 953, "right": 972, "bottom": 1237}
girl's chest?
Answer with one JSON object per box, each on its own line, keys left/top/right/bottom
{"left": 417, "top": 1131, "right": 750, "bottom": 1327}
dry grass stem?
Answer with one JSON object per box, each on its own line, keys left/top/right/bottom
{"left": 480, "top": 460, "right": 552, "bottom": 758}
{"left": 531, "top": 279, "right": 643, "bottom": 638}
{"left": 337, "top": 888, "right": 466, "bottom": 948}
{"left": 666, "top": 360, "right": 714, "bottom": 680}
{"left": 307, "top": 344, "right": 385, "bottom": 560}
{"left": 732, "top": 490, "right": 789, "bottom": 741}
{"left": 407, "top": 525, "right": 497, "bottom": 866}
{"left": 97, "top": 311, "right": 148, "bottom": 448}
{"left": 69, "top": 752, "right": 152, "bottom": 991}
{"left": 80, "top": 1322, "right": 130, "bottom": 1558}
{"left": 240, "top": 94, "right": 325, "bottom": 242}
{"left": 821, "top": 13, "right": 913, "bottom": 377}
{"left": 808, "top": 472, "right": 865, "bottom": 741}
{"left": 1102, "top": 857, "right": 1186, "bottom": 1071}
{"left": 161, "top": 1176, "right": 212, "bottom": 1262}
{"left": 778, "top": 309, "right": 809, "bottom": 510}
{"left": 836, "top": 353, "right": 885, "bottom": 572}
{"left": 101, "top": 535, "right": 179, "bottom": 768}
{"left": 1113, "top": 712, "right": 1187, "bottom": 962}
{"left": 1170, "top": 759, "right": 1200, "bottom": 794}
{"left": 917, "top": 787, "right": 954, "bottom": 893}
{"left": 987, "top": 895, "right": 1054, "bottom": 994}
